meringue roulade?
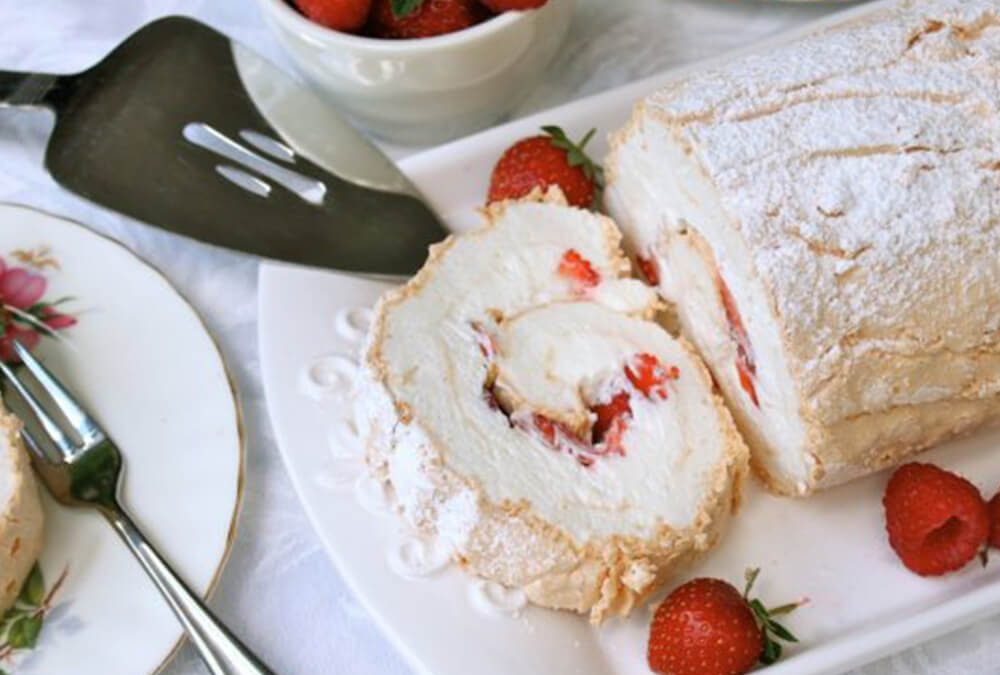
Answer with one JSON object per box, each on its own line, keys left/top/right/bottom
{"left": 0, "top": 407, "right": 44, "bottom": 613}
{"left": 357, "top": 189, "right": 748, "bottom": 623}
{"left": 605, "top": 0, "right": 1000, "bottom": 496}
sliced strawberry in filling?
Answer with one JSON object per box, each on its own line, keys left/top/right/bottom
{"left": 478, "top": 315, "right": 682, "bottom": 467}
{"left": 716, "top": 272, "right": 760, "bottom": 407}
{"left": 598, "top": 417, "right": 628, "bottom": 458}
{"left": 558, "top": 249, "right": 601, "bottom": 289}
{"left": 736, "top": 360, "right": 759, "bottom": 407}
{"left": 636, "top": 254, "right": 660, "bottom": 287}
{"left": 524, "top": 414, "right": 595, "bottom": 467}
{"left": 530, "top": 413, "right": 561, "bottom": 446}
{"left": 471, "top": 321, "right": 499, "bottom": 359}
{"left": 626, "top": 353, "right": 679, "bottom": 400}
{"left": 482, "top": 383, "right": 502, "bottom": 411}
{"left": 591, "top": 391, "right": 632, "bottom": 444}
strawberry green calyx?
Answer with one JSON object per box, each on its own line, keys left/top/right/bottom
{"left": 391, "top": 0, "right": 423, "bottom": 18}
{"left": 541, "top": 125, "right": 605, "bottom": 188}
{"left": 743, "top": 567, "right": 803, "bottom": 666}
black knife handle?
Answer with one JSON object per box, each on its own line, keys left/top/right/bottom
{"left": 0, "top": 70, "right": 61, "bottom": 108}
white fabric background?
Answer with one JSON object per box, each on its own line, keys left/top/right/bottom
{"left": 2, "top": 1, "right": 999, "bottom": 673}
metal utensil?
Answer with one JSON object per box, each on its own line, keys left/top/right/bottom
{"left": 0, "top": 16, "right": 447, "bottom": 276}
{"left": 0, "top": 341, "right": 275, "bottom": 675}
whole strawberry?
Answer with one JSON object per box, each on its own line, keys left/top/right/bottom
{"left": 487, "top": 126, "right": 603, "bottom": 209}
{"left": 294, "top": 0, "right": 373, "bottom": 32}
{"left": 883, "top": 463, "right": 990, "bottom": 576}
{"left": 988, "top": 489, "right": 1000, "bottom": 549}
{"left": 647, "top": 569, "right": 800, "bottom": 675}
{"left": 479, "top": 0, "right": 548, "bottom": 11}
{"left": 368, "top": 0, "right": 489, "bottom": 39}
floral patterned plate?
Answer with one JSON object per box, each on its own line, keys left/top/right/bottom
{"left": 0, "top": 204, "right": 243, "bottom": 675}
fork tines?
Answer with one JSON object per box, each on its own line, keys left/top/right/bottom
{"left": 0, "top": 340, "right": 105, "bottom": 462}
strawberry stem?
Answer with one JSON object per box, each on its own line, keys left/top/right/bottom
{"left": 391, "top": 0, "right": 424, "bottom": 18}
{"left": 767, "top": 601, "right": 802, "bottom": 617}
{"left": 743, "top": 567, "right": 761, "bottom": 598}
{"left": 541, "top": 125, "right": 605, "bottom": 188}
{"left": 742, "top": 567, "right": 803, "bottom": 666}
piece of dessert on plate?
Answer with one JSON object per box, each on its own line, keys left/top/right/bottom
{"left": 0, "top": 406, "right": 44, "bottom": 612}
{"left": 357, "top": 190, "right": 748, "bottom": 623}
{"left": 606, "top": 0, "right": 1000, "bottom": 496}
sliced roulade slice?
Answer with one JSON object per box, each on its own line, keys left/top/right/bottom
{"left": 357, "top": 190, "right": 748, "bottom": 623}
{"left": 0, "top": 407, "right": 45, "bottom": 613}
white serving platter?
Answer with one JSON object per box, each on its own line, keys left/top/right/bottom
{"left": 259, "top": 2, "right": 1000, "bottom": 674}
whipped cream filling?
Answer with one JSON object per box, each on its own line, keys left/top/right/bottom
{"left": 363, "top": 196, "right": 735, "bottom": 544}
{"left": 608, "top": 120, "right": 813, "bottom": 491}
{"left": 490, "top": 302, "right": 724, "bottom": 527}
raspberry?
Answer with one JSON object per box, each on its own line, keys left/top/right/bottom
{"left": 883, "top": 463, "right": 990, "bottom": 576}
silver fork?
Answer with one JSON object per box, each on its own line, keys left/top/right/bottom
{"left": 0, "top": 341, "right": 275, "bottom": 675}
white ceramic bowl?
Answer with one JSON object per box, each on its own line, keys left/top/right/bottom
{"left": 257, "top": 0, "right": 577, "bottom": 145}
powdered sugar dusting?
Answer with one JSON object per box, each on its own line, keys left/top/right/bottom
{"left": 646, "top": 0, "right": 1000, "bottom": 417}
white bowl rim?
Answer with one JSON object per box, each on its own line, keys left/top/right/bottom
{"left": 260, "top": 0, "right": 537, "bottom": 53}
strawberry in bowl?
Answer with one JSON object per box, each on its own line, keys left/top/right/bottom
{"left": 291, "top": 0, "right": 550, "bottom": 37}
{"left": 260, "top": 0, "right": 576, "bottom": 143}
{"left": 291, "top": 0, "right": 374, "bottom": 31}
{"left": 367, "top": 0, "right": 491, "bottom": 39}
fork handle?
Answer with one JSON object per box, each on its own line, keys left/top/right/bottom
{"left": 104, "top": 506, "right": 277, "bottom": 675}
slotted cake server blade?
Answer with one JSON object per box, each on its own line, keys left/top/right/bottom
{"left": 0, "top": 16, "right": 448, "bottom": 276}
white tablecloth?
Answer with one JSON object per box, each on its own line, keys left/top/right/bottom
{"left": 2, "top": 1, "right": 998, "bottom": 673}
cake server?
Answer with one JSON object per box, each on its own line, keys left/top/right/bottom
{"left": 0, "top": 16, "right": 446, "bottom": 276}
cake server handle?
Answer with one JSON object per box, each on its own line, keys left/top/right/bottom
{"left": 0, "top": 70, "right": 62, "bottom": 108}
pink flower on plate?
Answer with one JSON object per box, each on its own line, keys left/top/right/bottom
{"left": 39, "top": 306, "right": 77, "bottom": 331}
{"left": 0, "top": 254, "right": 77, "bottom": 363}
{"left": 0, "top": 326, "right": 40, "bottom": 363}
{"left": 0, "top": 259, "right": 46, "bottom": 309}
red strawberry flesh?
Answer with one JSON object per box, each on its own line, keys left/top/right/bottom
{"left": 479, "top": 0, "right": 547, "bottom": 10}
{"left": 717, "top": 271, "right": 759, "bottom": 407}
{"left": 626, "top": 353, "right": 678, "bottom": 400}
{"left": 590, "top": 391, "right": 631, "bottom": 444}
{"left": 294, "top": 0, "right": 373, "bottom": 31}
{"left": 487, "top": 128, "right": 601, "bottom": 208}
{"left": 636, "top": 254, "right": 660, "bottom": 286}
{"left": 368, "top": 0, "right": 489, "bottom": 39}
{"left": 558, "top": 249, "right": 600, "bottom": 289}
{"left": 648, "top": 578, "right": 763, "bottom": 675}
{"left": 990, "top": 490, "right": 1000, "bottom": 549}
